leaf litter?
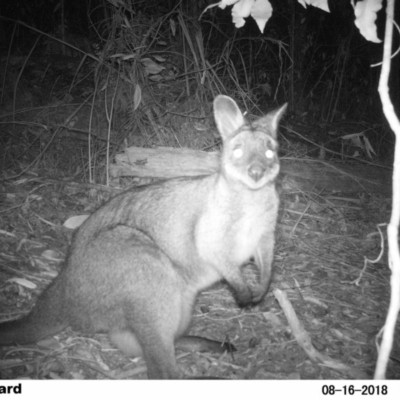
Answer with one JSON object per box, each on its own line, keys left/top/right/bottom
{"left": 0, "top": 177, "right": 398, "bottom": 379}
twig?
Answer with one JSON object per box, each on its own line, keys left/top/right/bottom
{"left": 351, "top": 223, "right": 386, "bottom": 286}
{"left": 375, "top": 0, "right": 400, "bottom": 379}
{"left": 274, "top": 288, "right": 369, "bottom": 379}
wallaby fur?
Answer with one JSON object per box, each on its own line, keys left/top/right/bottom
{"left": 0, "top": 95, "right": 286, "bottom": 379}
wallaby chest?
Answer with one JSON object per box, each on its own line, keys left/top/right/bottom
{"left": 232, "top": 187, "right": 278, "bottom": 262}
{"left": 196, "top": 179, "right": 278, "bottom": 267}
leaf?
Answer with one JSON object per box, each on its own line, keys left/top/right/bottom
{"left": 14, "top": 178, "right": 29, "bottom": 185}
{"left": 121, "top": 54, "right": 137, "bottom": 60}
{"left": 341, "top": 132, "right": 376, "bottom": 159}
{"left": 107, "top": 0, "right": 125, "bottom": 7}
{"left": 148, "top": 74, "right": 164, "bottom": 82}
{"left": 70, "top": 372, "right": 86, "bottom": 379}
{"left": 140, "top": 58, "right": 165, "bottom": 75}
{"left": 297, "top": 0, "right": 330, "bottom": 13}
{"left": 352, "top": 0, "right": 382, "bottom": 43}
{"left": 262, "top": 311, "right": 282, "bottom": 327}
{"left": 41, "top": 249, "right": 63, "bottom": 262}
{"left": 123, "top": 16, "right": 131, "bottom": 28}
{"left": 363, "top": 135, "right": 377, "bottom": 158}
{"left": 342, "top": 132, "right": 364, "bottom": 148}
{"left": 250, "top": 0, "right": 273, "bottom": 33}
{"left": 8, "top": 278, "right": 37, "bottom": 289}
{"left": 219, "top": 0, "right": 240, "bottom": 9}
{"left": 260, "top": 82, "right": 272, "bottom": 96}
{"left": 109, "top": 53, "right": 125, "bottom": 58}
{"left": 63, "top": 215, "right": 89, "bottom": 229}
{"left": 231, "top": 0, "right": 254, "bottom": 28}
{"left": 153, "top": 55, "right": 166, "bottom": 62}
{"left": 341, "top": 132, "right": 364, "bottom": 144}
{"left": 133, "top": 84, "right": 142, "bottom": 111}
{"left": 37, "top": 337, "right": 62, "bottom": 350}
{"left": 170, "top": 18, "right": 176, "bottom": 36}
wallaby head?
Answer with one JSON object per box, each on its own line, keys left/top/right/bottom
{"left": 214, "top": 95, "right": 287, "bottom": 190}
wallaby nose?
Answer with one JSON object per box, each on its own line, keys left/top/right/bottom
{"left": 248, "top": 164, "right": 265, "bottom": 182}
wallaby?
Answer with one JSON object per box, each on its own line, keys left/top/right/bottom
{"left": 0, "top": 95, "right": 286, "bottom": 379}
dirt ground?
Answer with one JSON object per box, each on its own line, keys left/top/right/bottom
{"left": 0, "top": 177, "right": 398, "bottom": 380}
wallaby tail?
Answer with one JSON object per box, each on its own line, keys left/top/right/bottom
{"left": 0, "top": 277, "right": 67, "bottom": 345}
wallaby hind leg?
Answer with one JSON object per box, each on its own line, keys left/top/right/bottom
{"left": 109, "top": 294, "right": 183, "bottom": 379}
{"left": 110, "top": 323, "right": 177, "bottom": 379}
{"left": 90, "top": 226, "right": 192, "bottom": 379}
{"left": 114, "top": 274, "right": 188, "bottom": 379}
{"left": 141, "top": 333, "right": 177, "bottom": 379}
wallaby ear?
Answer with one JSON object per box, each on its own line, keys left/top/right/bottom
{"left": 254, "top": 103, "right": 287, "bottom": 139}
{"left": 270, "top": 103, "right": 287, "bottom": 132}
{"left": 213, "top": 95, "right": 245, "bottom": 139}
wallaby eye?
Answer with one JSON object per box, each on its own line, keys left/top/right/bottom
{"left": 233, "top": 148, "right": 243, "bottom": 158}
{"left": 265, "top": 149, "right": 274, "bottom": 159}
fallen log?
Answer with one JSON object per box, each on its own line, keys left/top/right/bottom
{"left": 109, "top": 146, "right": 392, "bottom": 196}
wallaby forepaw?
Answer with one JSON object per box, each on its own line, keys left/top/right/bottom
{"left": 235, "top": 284, "right": 267, "bottom": 307}
{"left": 250, "top": 284, "right": 268, "bottom": 304}
{"left": 234, "top": 287, "right": 254, "bottom": 308}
